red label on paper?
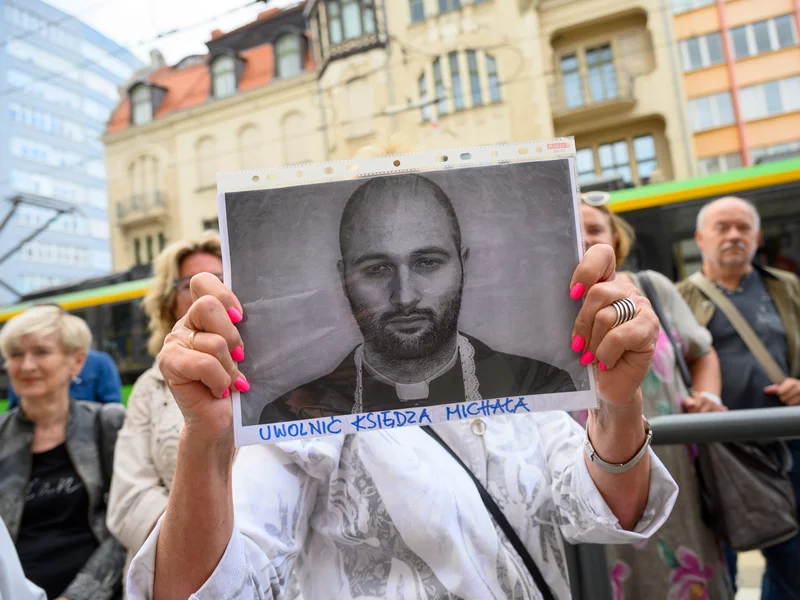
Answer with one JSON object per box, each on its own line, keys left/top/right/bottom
{"left": 547, "top": 142, "right": 570, "bottom": 150}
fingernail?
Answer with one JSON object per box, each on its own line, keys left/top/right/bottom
{"left": 570, "top": 283, "right": 585, "bottom": 300}
{"left": 227, "top": 307, "right": 243, "bottom": 323}
{"left": 234, "top": 376, "right": 250, "bottom": 392}
{"left": 580, "top": 351, "right": 595, "bottom": 366}
{"left": 598, "top": 362, "right": 607, "bottom": 371}
{"left": 571, "top": 335, "right": 586, "bottom": 353}
{"left": 221, "top": 388, "right": 230, "bottom": 398}
{"left": 231, "top": 346, "right": 245, "bottom": 362}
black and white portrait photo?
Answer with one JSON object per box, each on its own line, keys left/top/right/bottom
{"left": 218, "top": 146, "right": 595, "bottom": 446}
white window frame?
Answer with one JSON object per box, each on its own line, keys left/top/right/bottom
{"left": 680, "top": 32, "right": 723, "bottom": 71}
{"left": 740, "top": 76, "right": 800, "bottom": 121}
{"left": 212, "top": 56, "right": 237, "bottom": 98}
{"left": 275, "top": 35, "right": 302, "bottom": 79}
{"left": 688, "top": 92, "right": 734, "bottom": 131}
{"left": 131, "top": 85, "right": 153, "bottom": 125}
{"left": 733, "top": 16, "right": 798, "bottom": 59}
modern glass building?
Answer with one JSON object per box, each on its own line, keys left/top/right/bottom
{"left": 0, "top": 0, "right": 142, "bottom": 304}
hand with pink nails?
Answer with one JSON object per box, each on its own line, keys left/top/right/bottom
{"left": 569, "top": 244, "right": 659, "bottom": 408}
{"left": 568, "top": 243, "right": 660, "bottom": 530}
{"left": 157, "top": 271, "right": 248, "bottom": 444}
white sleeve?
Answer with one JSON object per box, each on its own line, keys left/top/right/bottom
{"left": 537, "top": 411, "right": 678, "bottom": 544}
{"left": 0, "top": 520, "right": 47, "bottom": 600}
{"left": 126, "top": 442, "right": 324, "bottom": 600}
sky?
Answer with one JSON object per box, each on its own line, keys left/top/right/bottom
{"left": 46, "top": 0, "right": 303, "bottom": 66}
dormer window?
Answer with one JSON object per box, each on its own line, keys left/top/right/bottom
{"left": 211, "top": 55, "right": 237, "bottom": 98}
{"left": 275, "top": 34, "right": 302, "bottom": 78}
{"left": 131, "top": 85, "right": 153, "bottom": 125}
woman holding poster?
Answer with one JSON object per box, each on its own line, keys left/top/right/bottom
{"left": 124, "top": 235, "right": 679, "bottom": 600}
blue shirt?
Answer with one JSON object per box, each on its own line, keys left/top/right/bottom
{"left": 7, "top": 350, "right": 122, "bottom": 409}
{"left": 706, "top": 270, "right": 790, "bottom": 411}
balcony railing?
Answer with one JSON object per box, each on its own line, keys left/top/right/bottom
{"left": 116, "top": 192, "right": 168, "bottom": 226}
{"left": 550, "top": 69, "right": 635, "bottom": 121}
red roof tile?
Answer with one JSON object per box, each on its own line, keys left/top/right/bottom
{"left": 107, "top": 21, "right": 311, "bottom": 133}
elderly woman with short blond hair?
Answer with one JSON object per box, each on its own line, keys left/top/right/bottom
{"left": 107, "top": 231, "right": 226, "bottom": 569}
{"left": 0, "top": 305, "right": 126, "bottom": 600}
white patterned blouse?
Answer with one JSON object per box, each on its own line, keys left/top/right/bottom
{"left": 127, "top": 410, "right": 677, "bottom": 600}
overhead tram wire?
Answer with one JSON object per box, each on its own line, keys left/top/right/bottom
{"left": 0, "top": 0, "right": 264, "bottom": 100}
{"left": 0, "top": 0, "right": 699, "bottom": 101}
{"left": 1, "top": 10, "right": 702, "bottom": 187}
{"left": 0, "top": 0, "right": 120, "bottom": 50}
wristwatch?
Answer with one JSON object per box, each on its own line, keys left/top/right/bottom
{"left": 584, "top": 416, "right": 653, "bottom": 474}
{"left": 699, "top": 391, "right": 722, "bottom": 405}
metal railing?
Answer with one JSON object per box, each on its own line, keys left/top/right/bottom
{"left": 549, "top": 68, "right": 635, "bottom": 116}
{"left": 568, "top": 407, "right": 800, "bottom": 600}
{"left": 116, "top": 191, "right": 167, "bottom": 220}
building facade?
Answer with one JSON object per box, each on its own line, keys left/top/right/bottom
{"left": 0, "top": 0, "right": 141, "bottom": 303}
{"left": 102, "top": 0, "right": 800, "bottom": 272}
{"left": 673, "top": 0, "right": 800, "bottom": 175}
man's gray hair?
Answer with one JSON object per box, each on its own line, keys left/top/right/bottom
{"left": 695, "top": 196, "right": 761, "bottom": 232}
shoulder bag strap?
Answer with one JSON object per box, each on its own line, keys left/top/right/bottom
{"left": 689, "top": 272, "right": 786, "bottom": 385}
{"left": 637, "top": 272, "right": 693, "bottom": 392}
{"left": 421, "top": 425, "right": 556, "bottom": 600}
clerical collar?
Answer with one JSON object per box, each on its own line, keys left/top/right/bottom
{"left": 352, "top": 334, "right": 482, "bottom": 414}
{"left": 361, "top": 346, "right": 459, "bottom": 401}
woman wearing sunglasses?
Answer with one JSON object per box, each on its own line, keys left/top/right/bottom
{"left": 580, "top": 192, "right": 733, "bottom": 599}
{"left": 106, "top": 231, "right": 224, "bottom": 575}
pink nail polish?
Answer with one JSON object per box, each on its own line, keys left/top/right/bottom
{"left": 598, "top": 362, "right": 607, "bottom": 371}
{"left": 571, "top": 335, "right": 586, "bottom": 353}
{"left": 580, "top": 351, "right": 595, "bottom": 366}
{"left": 231, "top": 346, "right": 245, "bottom": 362}
{"left": 234, "top": 376, "right": 250, "bottom": 393}
{"left": 570, "top": 283, "right": 585, "bottom": 300}
{"left": 227, "top": 307, "right": 243, "bottom": 323}
{"left": 221, "top": 389, "right": 230, "bottom": 398}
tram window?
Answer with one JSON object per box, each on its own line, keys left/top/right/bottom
{"left": 110, "top": 302, "right": 133, "bottom": 363}
{"left": 675, "top": 238, "right": 702, "bottom": 279}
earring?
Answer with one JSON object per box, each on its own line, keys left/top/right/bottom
{"left": 71, "top": 375, "right": 81, "bottom": 385}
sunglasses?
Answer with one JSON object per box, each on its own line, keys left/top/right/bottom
{"left": 581, "top": 191, "right": 611, "bottom": 207}
{"left": 173, "top": 272, "right": 224, "bottom": 294}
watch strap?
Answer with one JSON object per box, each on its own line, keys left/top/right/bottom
{"left": 584, "top": 416, "right": 652, "bottom": 474}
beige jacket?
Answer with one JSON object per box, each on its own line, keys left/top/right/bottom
{"left": 677, "top": 265, "right": 800, "bottom": 379}
{"left": 107, "top": 364, "right": 184, "bottom": 569}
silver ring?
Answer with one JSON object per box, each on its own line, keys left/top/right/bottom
{"left": 187, "top": 330, "right": 197, "bottom": 351}
{"left": 611, "top": 298, "right": 637, "bottom": 329}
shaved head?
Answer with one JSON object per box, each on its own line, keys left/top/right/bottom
{"left": 696, "top": 196, "right": 761, "bottom": 233}
{"left": 339, "top": 175, "right": 462, "bottom": 261}
{"left": 336, "top": 174, "right": 468, "bottom": 366}
{"left": 695, "top": 195, "right": 761, "bottom": 271}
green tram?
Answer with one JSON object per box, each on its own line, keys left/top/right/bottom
{"left": 609, "top": 157, "right": 800, "bottom": 280}
{"left": 0, "top": 267, "right": 153, "bottom": 399}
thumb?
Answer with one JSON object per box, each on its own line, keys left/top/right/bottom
{"left": 764, "top": 384, "right": 778, "bottom": 394}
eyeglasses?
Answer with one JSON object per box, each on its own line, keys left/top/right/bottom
{"left": 581, "top": 191, "right": 611, "bottom": 207}
{"left": 173, "top": 272, "right": 224, "bottom": 294}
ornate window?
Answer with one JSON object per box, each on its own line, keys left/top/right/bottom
{"left": 130, "top": 85, "right": 152, "bottom": 125}
{"left": 211, "top": 55, "right": 237, "bottom": 98}
{"left": 276, "top": 35, "right": 303, "bottom": 78}
{"left": 326, "top": 0, "right": 376, "bottom": 46}
{"left": 486, "top": 54, "right": 501, "bottom": 103}
{"left": 419, "top": 50, "right": 501, "bottom": 119}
